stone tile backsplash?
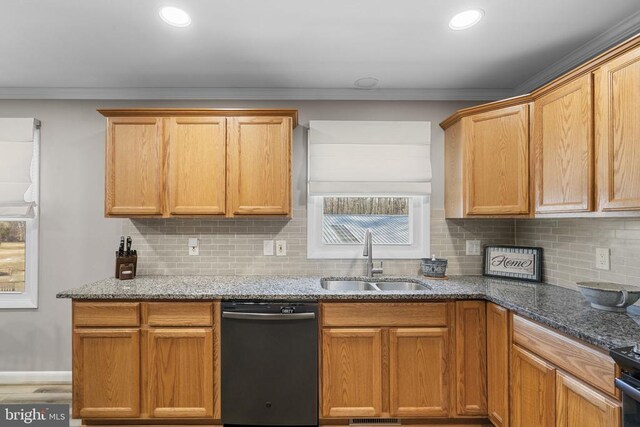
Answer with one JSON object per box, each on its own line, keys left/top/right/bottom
{"left": 124, "top": 209, "right": 515, "bottom": 277}
{"left": 516, "top": 217, "right": 640, "bottom": 289}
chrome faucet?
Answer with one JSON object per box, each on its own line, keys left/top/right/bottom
{"left": 363, "top": 229, "right": 383, "bottom": 278}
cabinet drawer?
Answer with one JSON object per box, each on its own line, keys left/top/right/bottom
{"left": 145, "top": 302, "right": 213, "bottom": 326}
{"left": 74, "top": 302, "right": 140, "bottom": 327}
{"left": 512, "top": 315, "right": 617, "bottom": 397}
{"left": 322, "top": 302, "right": 449, "bottom": 327}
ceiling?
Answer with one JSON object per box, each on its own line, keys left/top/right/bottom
{"left": 1, "top": 0, "right": 640, "bottom": 99}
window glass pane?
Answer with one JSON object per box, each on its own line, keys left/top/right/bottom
{"left": 0, "top": 221, "right": 26, "bottom": 293}
{"left": 322, "top": 197, "right": 410, "bottom": 245}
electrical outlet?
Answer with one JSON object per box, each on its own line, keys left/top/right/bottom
{"left": 595, "top": 247, "right": 610, "bottom": 270}
{"left": 466, "top": 240, "right": 481, "bottom": 256}
{"left": 263, "top": 240, "right": 274, "bottom": 256}
{"left": 188, "top": 238, "right": 199, "bottom": 256}
{"left": 276, "top": 240, "right": 287, "bottom": 256}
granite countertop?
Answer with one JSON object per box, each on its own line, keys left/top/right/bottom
{"left": 57, "top": 275, "right": 640, "bottom": 351}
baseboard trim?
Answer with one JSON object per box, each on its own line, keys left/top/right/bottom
{"left": 0, "top": 371, "right": 71, "bottom": 384}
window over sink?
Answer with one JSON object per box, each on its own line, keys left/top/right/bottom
{"left": 306, "top": 120, "right": 432, "bottom": 260}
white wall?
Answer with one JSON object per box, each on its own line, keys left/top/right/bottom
{"left": 0, "top": 99, "right": 473, "bottom": 371}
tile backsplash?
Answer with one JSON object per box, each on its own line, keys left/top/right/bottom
{"left": 124, "top": 208, "right": 515, "bottom": 277}
{"left": 516, "top": 217, "right": 640, "bottom": 289}
{"left": 124, "top": 207, "right": 640, "bottom": 287}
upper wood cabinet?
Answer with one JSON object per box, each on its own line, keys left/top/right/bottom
{"left": 166, "top": 117, "right": 226, "bottom": 215}
{"left": 534, "top": 74, "right": 594, "bottom": 213}
{"left": 444, "top": 104, "right": 530, "bottom": 218}
{"left": 442, "top": 34, "right": 640, "bottom": 218}
{"left": 100, "top": 109, "right": 297, "bottom": 218}
{"left": 595, "top": 45, "right": 640, "bottom": 211}
{"left": 227, "top": 117, "right": 292, "bottom": 216}
{"left": 105, "top": 117, "right": 163, "bottom": 216}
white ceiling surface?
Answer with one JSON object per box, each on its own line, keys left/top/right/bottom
{"left": 1, "top": 0, "right": 640, "bottom": 99}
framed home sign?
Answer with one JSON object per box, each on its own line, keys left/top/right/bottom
{"left": 483, "top": 245, "right": 543, "bottom": 282}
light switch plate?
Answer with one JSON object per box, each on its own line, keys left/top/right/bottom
{"left": 466, "top": 240, "right": 481, "bottom": 256}
{"left": 188, "top": 238, "right": 199, "bottom": 256}
{"left": 276, "top": 240, "right": 287, "bottom": 256}
{"left": 263, "top": 240, "right": 274, "bottom": 256}
{"left": 595, "top": 247, "right": 610, "bottom": 270}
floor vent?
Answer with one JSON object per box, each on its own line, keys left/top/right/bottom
{"left": 350, "top": 418, "right": 401, "bottom": 426}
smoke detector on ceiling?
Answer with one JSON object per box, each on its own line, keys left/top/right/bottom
{"left": 354, "top": 77, "right": 379, "bottom": 89}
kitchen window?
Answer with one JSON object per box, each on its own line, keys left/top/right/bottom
{"left": 307, "top": 120, "right": 431, "bottom": 260}
{"left": 0, "top": 118, "right": 40, "bottom": 308}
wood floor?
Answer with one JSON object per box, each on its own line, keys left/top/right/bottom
{"left": 0, "top": 383, "right": 79, "bottom": 426}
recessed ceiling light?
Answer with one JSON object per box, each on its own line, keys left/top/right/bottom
{"left": 354, "top": 77, "right": 379, "bottom": 89}
{"left": 159, "top": 6, "right": 192, "bottom": 27}
{"left": 449, "top": 9, "right": 484, "bottom": 31}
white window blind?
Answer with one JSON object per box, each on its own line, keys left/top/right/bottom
{"left": 308, "top": 120, "right": 431, "bottom": 196}
{"left": 0, "top": 118, "right": 39, "bottom": 218}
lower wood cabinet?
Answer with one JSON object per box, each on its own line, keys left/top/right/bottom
{"left": 72, "top": 301, "right": 220, "bottom": 422}
{"left": 556, "top": 371, "right": 620, "bottom": 427}
{"left": 320, "top": 302, "right": 458, "bottom": 420}
{"left": 321, "top": 328, "right": 383, "bottom": 418}
{"left": 487, "top": 303, "right": 509, "bottom": 427}
{"left": 72, "top": 328, "right": 140, "bottom": 418}
{"left": 455, "top": 300, "right": 487, "bottom": 416}
{"left": 389, "top": 327, "right": 450, "bottom": 417}
{"left": 510, "top": 345, "right": 556, "bottom": 427}
{"left": 146, "top": 328, "right": 214, "bottom": 418}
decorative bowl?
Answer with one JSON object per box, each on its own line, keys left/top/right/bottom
{"left": 576, "top": 282, "right": 640, "bottom": 313}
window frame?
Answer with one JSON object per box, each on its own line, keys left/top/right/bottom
{"left": 307, "top": 195, "right": 430, "bottom": 259}
{"left": 0, "top": 124, "right": 40, "bottom": 309}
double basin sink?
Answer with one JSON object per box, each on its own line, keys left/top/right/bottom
{"left": 321, "top": 279, "right": 431, "bottom": 292}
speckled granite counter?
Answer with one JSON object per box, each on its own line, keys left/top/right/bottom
{"left": 57, "top": 275, "right": 640, "bottom": 351}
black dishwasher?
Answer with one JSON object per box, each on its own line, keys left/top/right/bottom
{"left": 221, "top": 301, "right": 318, "bottom": 426}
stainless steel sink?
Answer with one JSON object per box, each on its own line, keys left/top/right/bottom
{"left": 321, "top": 280, "right": 378, "bottom": 291}
{"left": 375, "top": 281, "right": 430, "bottom": 291}
{"left": 321, "top": 279, "right": 431, "bottom": 292}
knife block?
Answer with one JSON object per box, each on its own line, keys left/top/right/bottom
{"left": 115, "top": 252, "right": 137, "bottom": 280}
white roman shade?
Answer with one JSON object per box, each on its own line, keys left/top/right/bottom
{"left": 0, "top": 118, "right": 39, "bottom": 218}
{"left": 308, "top": 120, "right": 431, "bottom": 196}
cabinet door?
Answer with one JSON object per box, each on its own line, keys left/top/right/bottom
{"left": 595, "top": 46, "right": 640, "bottom": 211}
{"left": 389, "top": 327, "right": 450, "bottom": 417}
{"left": 105, "top": 117, "right": 163, "bottom": 216}
{"left": 455, "top": 301, "right": 487, "bottom": 415}
{"left": 227, "top": 117, "right": 292, "bottom": 216}
{"left": 166, "top": 117, "right": 226, "bottom": 215}
{"left": 147, "top": 328, "right": 214, "bottom": 418}
{"left": 321, "top": 328, "right": 383, "bottom": 418}
{"left": 534, "top": 74, "right": 594, "bottom": 213}
{"left": 487, "top": 303, "right": 509, "bottom": 427}
{"left": 510, "top": 345, "right": 555, "bottom": 427}
{"left": 556, "top": 371, "right": 620, "bottom": 427}
{"left": 73, "top": 329, "right": 140, "bottom": 418}
{"left": 465, "top": 105, "right": 529, "bottom": 215}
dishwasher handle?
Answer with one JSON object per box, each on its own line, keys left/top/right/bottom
{"left": 222, "top": 311, "right": 316, "bottom": 321}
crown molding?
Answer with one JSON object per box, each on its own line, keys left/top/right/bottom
{"left": 0, "top": 86, "right": 512, "bottom": 102}
{"left": 513, "top": 10, "right": 640, "bottom": 95}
